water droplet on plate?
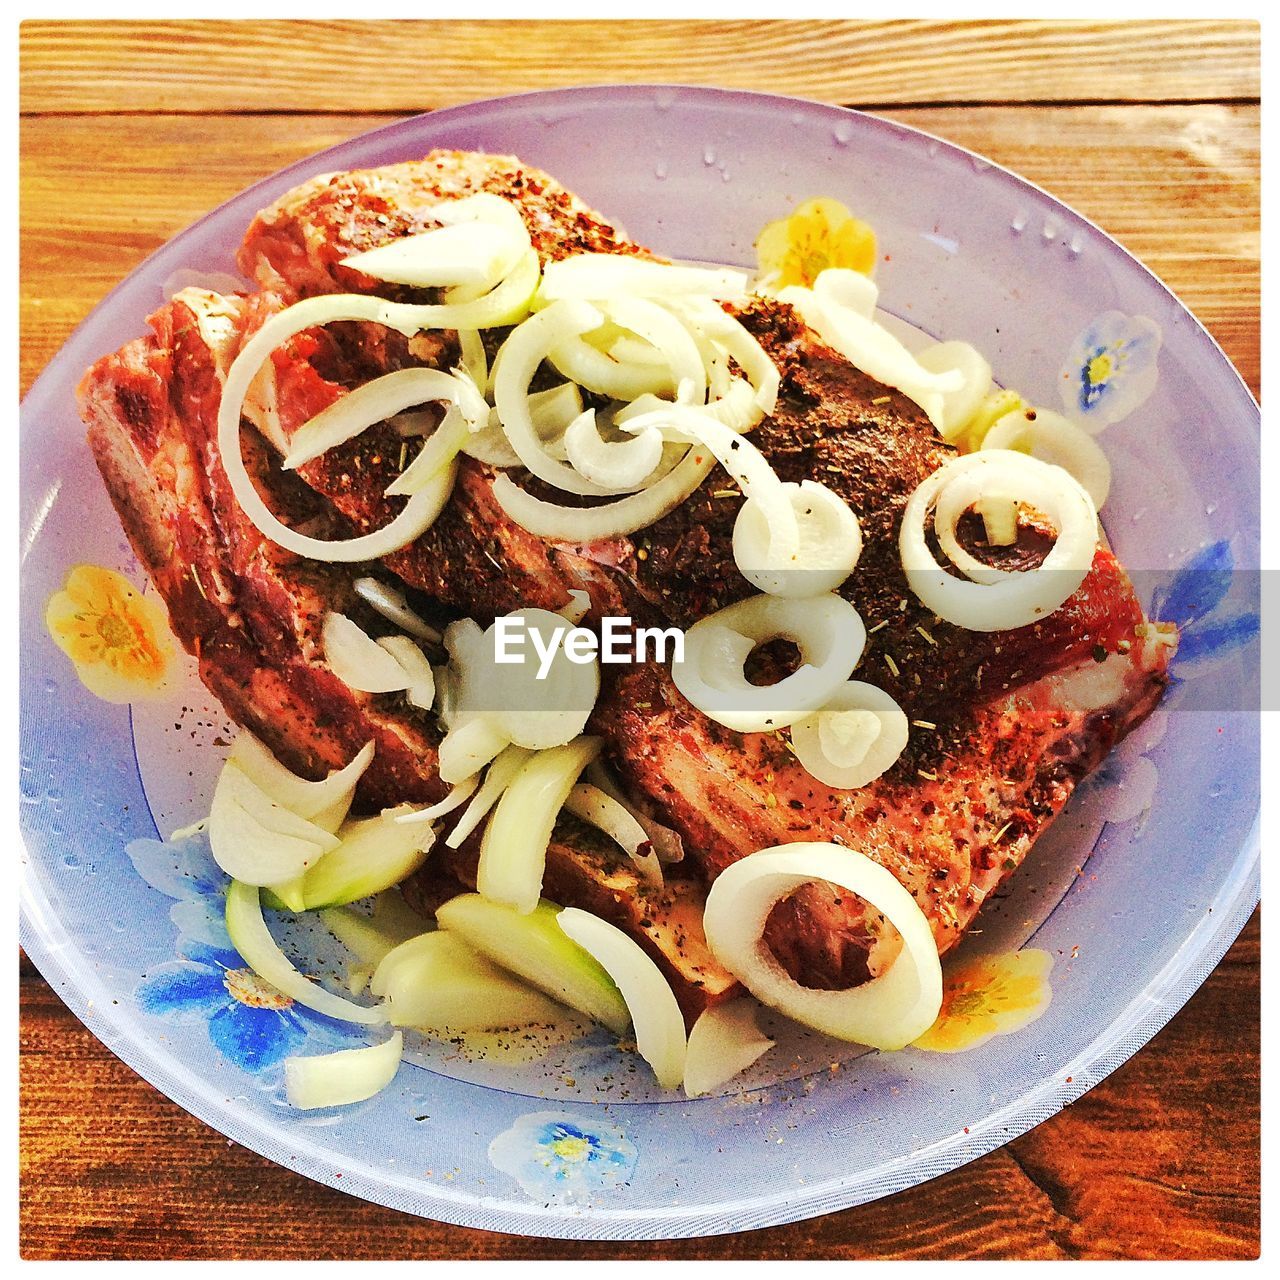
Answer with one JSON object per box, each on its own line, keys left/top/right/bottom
{"left": 1205, "top": 503, "right": 1218, "bottom": 516}
{"left": 1010, "top": 211, "right": 1028, "bottom": 234}
{"left": 721, "top": 170, "right": 732, "bottom": 184}
{"left": 654, "top": 162, "right": 667, "bottom": 181}
{"left": 653, "top": 88, "right": 676, "bottom": 112}
{"left": 969, "top": 154, "right": 993, "bottom": 173}
{"left": 43, "top": 677, "right": 58, "bottom": 695}
{"left": 1068, "top": 232, "right": 1084, "bottom": 257}
{"left": 832, "top": 124, "right": 852, "bottom": 147}
{"left": 925, "top": 140, "right": 942, "bottom": 158}
{"left": 703, "top": 146, "right": 716, "bottom": 166}
{"left": 1041, "top": 221, "right": 1058, "bottom": 242}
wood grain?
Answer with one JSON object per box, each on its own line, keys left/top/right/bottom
{"left": 19, "top": 915, "right": 1259, "bottom": 1260}
{"left": 18, "top": 16, "right": 1260, "bottom": 1261}
{"left": 19, "top": 104, "right": 1260, "bottom": 400}
{"left": 20, "top": 19, "right": 1260, "bottom": 115}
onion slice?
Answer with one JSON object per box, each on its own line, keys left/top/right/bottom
{"left": 228, "top": 732, "right": 374, "bottom": 831}
{"left": 494, "top": 300, "right": 624, "bottom": 496}
{"left": 982, "top": 407, "right": 1112, "bottom": 509}
{"left": 287, "top": 807, "right": 435, "bottom": 910}
{"left": 538, "top": 254, "right": 748, "bottom": 304}
{"left": 564, "top": 782, "right": 663, "bottom": 886}
{"left": 789, "top": 681, "right": 910, "bottom": 789}
{"left": 916, "top": 340, "right": 994, "bottom": 442}
{"left": 476, "top": 737, "right": 602, "bottom": 914}
{"left": 733, "top": 479, "right": 862, "bottom": 598}
{"left": 282, "top": 366, "right": 487, "bottom": 471}
{"left": 491, "top": 446, "right": 716, "bottom": 541}
{"left": 702, "top": 843, "right": 942, "bottom": 1048}
{"left": 899, "top": 450, "right": 1098, "bottom": 631}
{"left": 372, "top": 931, "right": 565, "bottom": 1030}
{"left": 323, "top": 612, "right": 413, "bottom": 693}
{"left": 224, "top": 880, "right": 386, "bottom": 1024}
{"left": 444, "top": 744, "right": 535, "bottom": 849}
{"left": 352, "top": 577, "right": 441, "bottom": 645}
{"left": 435, "top": 894, "right": 630, "bottom": 1033}
{"left": 683, "top": 999, "right": 775, "bottom": 1097}
{"left": 673, "top": 592, "right": 866, "bottom": 733}
{"left": 557, "top": 907, "right": 687, "bottom": 1090}
{"left": 285, "top": 1031, "right": 403, "bottom": 1110}
{"left": 394, "top": 773, "right": 480, "bottom": 826}
{"left": 780, "top": 274, "right": 960, "bottom": 431}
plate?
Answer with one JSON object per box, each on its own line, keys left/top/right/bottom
{"left": 19, "top": 86, "right": 1260, "bottom": 1239}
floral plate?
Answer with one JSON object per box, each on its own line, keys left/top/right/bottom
{"left": 19, "top": 86, "right": 1259, "bottom": 1238}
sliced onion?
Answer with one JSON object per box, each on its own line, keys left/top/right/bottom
{"left": 900, "top": 451, "right": 1098, "bottom": 631}
{"left": 224, "top": 879, "right": 387, "bottom": 1024}
{"left": 376, "top": 634, "right": 435, "bottom": 710}
{"left": 564, "top": 782, "right": 663, "bottom": 886}
{"left": 733, "top": 479, "right": 862, "bottom": 597}
{"left": 491, "top": 445, "right": 716, "bottom": 542}
{"left": 229, "top": 731, "right": 374, "bottom": 831}
{"left": 982, "top": 407, "right": 1112, "bottom": 509}
{"left": 476, "top": 736, "right": 602, "bottom": 914}
{"left": 321, "top": 896, "right": 430, "bottom": 970}
{"left": 494, "top": 300, "right": 634, "bottom": 496}
{"left": 323, "top": 612, "right": 412, "bottom": 693}
{"left": 562, "top": 408, "right": 665, "bottom": 493}
{"left": 445, "top": 744, "right": 536, "bottom": 848}
{"left": 547, "top": 333, "right": 674, "bottom": 402}
{"left": 683, "top": 999, "right": 775, "bottom": 1097}
{"left": 342, "top": 223, "right": 515, "bottom": 291}
{"left": 781, "top": 278, "right": 961, "bottom": 431}
{"left": 790, "top": 681, "right": 909, "bottom": 789}
{"left": 702, "top": 843, "right": 942, "bottom": 1048}
{"left": 457, "top": 327, "right": 488, "bottom": 390}
{"left": 352, "top": 577, "right": 441, "bottom": 645}
{"left": 585, "top": 760, "right": 684, "bottom": 865}
{"left": 557, "top": 907, "right": 687, "bottom": 1090}
{"left": 209, "top": 762, "right": 339, "bottom": 886}
{"left": 539, "top": 254, "right": 748, "bottom": 304}
{"left": 811, "top": 267, "right": 878, "bottom": 318}
{"left": 282, "top": 366, "right": 487, "bottom": 471}
{"left": 436, "top": 894, "right": 629, "bottom": 1033}
{"left": 292, "top": 807, "right": 435, "bottom": 909}
{"left": 916, "top": 341, "right": 994, "bottom": 441}
{"left": 452, "top": 606, "right": 600, "bottom": 752}
{"left": 462, "top": 383, "right": 585, "bottom": 468}
{"left": 394, "top": 772, "right": 480, "bottom": 825}
{"left": 621, "top": 404, "right": 798, "bottom": 560}
{"left": 383, "top": 403, "right": 472, "bottom": 498}
{"left": 673, "top": 592, "right": 866, "bottom": 733}
{"left": 674, "top": 297, "right": 780, "bottom": 417}
{"left": 437, "top": 714, "right": 510, "bottom": 786}
{"left": 285, "top": 1031, "right": 403, "bottom": 1110}
{"left": 373, "top": 930, "right": 565, "bottom": 1030}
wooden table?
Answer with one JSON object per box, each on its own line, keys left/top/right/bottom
{"left": 19, "top": 19, "right": 1260, "bottom": 1260}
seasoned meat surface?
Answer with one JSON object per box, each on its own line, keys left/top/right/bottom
{"left": 80, "top": 151, "right": 1175, "bottom": 999}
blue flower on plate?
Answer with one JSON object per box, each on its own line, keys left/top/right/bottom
{"left": 488, "top": 1111, "right": 638, "bottom": 1204}
{"left": 127, "top": 829, "right": 364, "bottom": 1075}
{"left": 1151, "top": 540, "right": 1260, "bottom": 673}
{"left": 1059, "top": 310, "right": 1162, "bottom": 427}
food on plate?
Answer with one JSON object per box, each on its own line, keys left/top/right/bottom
{"left": 77, "top": 150, "right": 1175, "bottom": 1101}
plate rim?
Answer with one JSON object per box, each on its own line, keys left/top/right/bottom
{"left": 19, "top": 82, "right": 1261, "bottom": 1240}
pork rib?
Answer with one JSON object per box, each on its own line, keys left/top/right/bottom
{"left": 80, "top": 150, "right": 1175, "bottom": 1003}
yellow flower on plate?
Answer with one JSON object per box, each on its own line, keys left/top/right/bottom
{"left": 45, "top": 564, "right": 176, "bottom": 703}
{"left": 755, "top": 197, "right": 877, "bottom": 289}
{"left": 912, "top": 948, "right": 1053, "bottom": 1053}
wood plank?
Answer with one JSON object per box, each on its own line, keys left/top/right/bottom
{"left": 19, "top": 20, "right": 1260, "bottom": 116}
{"left": 20, "top": 104, "right": 1259, "bottom": 399}
{"left": 18, "top": 912, "right": 1258, "bottom": 1259}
